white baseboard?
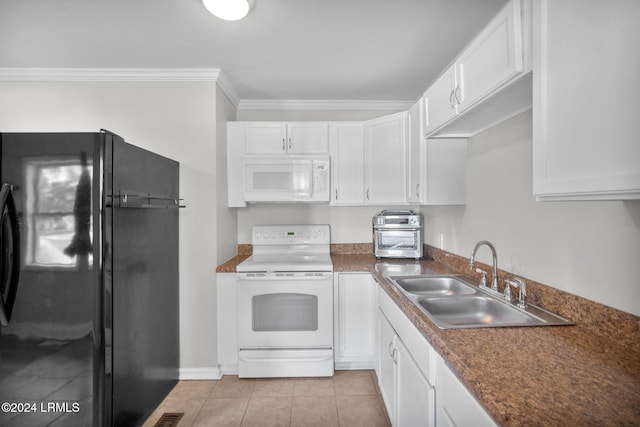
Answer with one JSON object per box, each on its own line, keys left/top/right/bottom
{"left": 178, "top": 367, "right": 222, "bottom": 380}
{"left": 335, "top": 361, "right": 377, "bottom": 370}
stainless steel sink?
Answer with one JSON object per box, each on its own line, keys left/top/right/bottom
{"left": 418, "top": 296, "right": 535, "bottom": 328}
{"left": 391, "top": 276, "right": 478, "bottom": 296}
{"left": 386, "top": 274, "right": 573, "bottom": 329}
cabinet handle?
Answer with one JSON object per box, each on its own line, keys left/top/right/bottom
{"left": 335, "top": 189, "right": 338, "bottom": 200}
{"left": 288, "top": 137, "right": 292, "bottom": 151}
{"left": 416, "top": 184, "right": 420, "bottom": 198}
{"left": 282, "top": 138, "right": 286, "bottom": 151}
{"left": 454, "top": 85, "right": 462, "bottom": 104}
{"left": 388, "top": 341, "right": 395, "bottom": 357}
{"left": 449, "top": 90, "right": 456, "bottom": 108}
{"left": 366, "top": 189, "right": 370, "bottom": 200}
{"left": 392, "top": 347, "right": 398, "bottom": 364}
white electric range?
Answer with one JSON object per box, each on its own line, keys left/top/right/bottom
{"left": 236, "top": 224, "right": 334, "bottom": 378}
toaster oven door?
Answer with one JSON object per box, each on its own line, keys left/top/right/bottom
{"left": 374, "top": 229, "right": 422, "bottom": 259}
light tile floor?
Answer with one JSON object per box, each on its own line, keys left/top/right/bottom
{"left": 143, "top": 370, "right": 391, "bottom": 427}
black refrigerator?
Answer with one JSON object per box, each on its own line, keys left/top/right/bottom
{"left": 0, "top": 131, "right": 180, "bottom": 426}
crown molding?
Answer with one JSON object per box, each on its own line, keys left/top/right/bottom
{"left": 237, "top": 99, "right": 414, "bottom": 111}
{"left": 216, "top": 70, "right": 240, "bottom": 107}
{"left": 0, "top": 68, "right": 222, "bottom": 82}
{"left": 0, "top": 68, "right": 414, "bottom": 111}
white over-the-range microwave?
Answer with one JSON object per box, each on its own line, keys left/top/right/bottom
{"left": 243, "top": 155, "right": 330, "bottom": 203}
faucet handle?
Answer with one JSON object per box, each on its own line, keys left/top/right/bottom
{"left": 475, "top": 268, "right": 488, "bottom": 288}
{"left": 505, "top": 277, "right": 527, "bottom": 308}
{"left": 503, "top": 279, "right": 513, "bottom": 301}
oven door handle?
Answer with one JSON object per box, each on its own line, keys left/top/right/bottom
{"left": 237, "top": 272, "right": 333, "bottom": 281}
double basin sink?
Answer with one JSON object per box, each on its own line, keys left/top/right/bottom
{"left": 386, "top": 274, "right": 573, "bottom": 329}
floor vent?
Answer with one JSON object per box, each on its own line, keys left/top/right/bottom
{"left": 153, "top": 412, "right": 184, "bottom": 427}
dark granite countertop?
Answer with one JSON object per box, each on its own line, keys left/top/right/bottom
{"left": 217, "top": 247, "right": 640, "bottom": 426}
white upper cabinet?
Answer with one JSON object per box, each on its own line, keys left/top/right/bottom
{"left": 407, "top": 99, "right": 467, "bottom": 205}
{"left": 365, "top": 111, "right": 408, "bottom": 205}
{"left": 330, "top": 122, "right": 365, "bottom": 205}
{"left": 423, "top": 64, "right": 459, "bottom": 135}
{"left": 330, "top": 112, "right": 408, "bottom": 206}
{"left": 455, "top": 0, "right": 523, "bottom": 113}
{"left": 245, "top": 122, "right": 329, "bottom": 154}
{"left": 407, "top": 99, "right": 426, "bottom": 204}
{"left": 424, "top": 0, "right": 531, "bottom": 137}
{"left": 532, "top": 0, "right": 640, "bottom": 200}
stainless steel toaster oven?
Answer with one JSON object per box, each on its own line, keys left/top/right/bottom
{"left": 372, "top": 210, "right": 423, "bottom": 259}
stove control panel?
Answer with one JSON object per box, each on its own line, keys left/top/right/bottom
{"left": 251, "top": 225, "right": 331, "bottom": 245}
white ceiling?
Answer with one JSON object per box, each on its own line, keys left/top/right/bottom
{"left": 0, "top": 0, "right": 508, "bottom": 103}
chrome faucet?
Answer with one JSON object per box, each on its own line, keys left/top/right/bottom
{"left": 469, "top": 240, "right": 499, "bottom": 292}
{"left": 505, "top": 277, "right": 527, "bottom": 308}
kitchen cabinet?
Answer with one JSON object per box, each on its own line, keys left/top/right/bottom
{"left": 379, "top": 310, "right": 435, "bottom": 427}
{"left": 434, "top": 353, "right": 496, "bottom": 427}
{"left": 329, "top": 122, "right": 365, "bottom": 205}
{"left": 377, "top": 282, "right": 496, "bottom": 427}
{"left": 329, "top": 112, "right": 408, "bottom": 206}
{"left": 423, "top": 64, "right": 459, "bottom": 135}
{"left": 365, "top": 111, "right": 408, "bottom": 205}
{"left": 532, "top": 0, "right": 640, "bottom": 200}
{"left": 407, "top": 99, "right": 426, "bottom": 204}
{"left": 396, "top": 337, "right": 435, "bottom": 427}
{"left": 244, "top": 121, "right": 329, "bottom": 154}
{"left": 377, "top": 285, "right": 436, "bottom": 427}
{"left": 407, "top": 99, "right": 467, "bottom": 205}
{"left": 378, "top": 310, "right": 397, "bottom": 421}
{"left": 334, "top": 273, "right": 377, "bottom": 369}
{"left": 423, "top": 0, "right": 531, "bottom": 137}
{"left": 216, "top": 273, "right": 239, "bottom": 374}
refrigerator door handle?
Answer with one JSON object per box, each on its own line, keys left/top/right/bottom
{"left": 0, "top": 183, "right": 21, "bottom": 326}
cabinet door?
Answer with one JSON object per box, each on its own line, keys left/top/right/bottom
{"left": 377, "top": 311, "right": 397, "bottom": 426}
{"left": 423, "top": 65, "right": 459, "bottom": 135}
{"left": 396, "top": 338, "right": 435, "bottom": 427}
{"left": 330, "top": 122, "right": 365, "bottom": 205}
{"left": 245, "top": 122, "right": 288, "bottom": 154}
{"left": 456, "top": 0, "right": 523, "bottom": 113}
{"left": 287, "top": 122, "right": 329, "bottom": 154}
{"left": 334, "top": 273, "right": 376, "bottom": 368}
{"left": 407, "top": 99, "right": 425, "bottom": 204}
{"left": 533, "top": 0, "right": 640, "bottom": 200}
{"left": 435, "top": 353, "right": 496, "bottom": 427}
{"left": 365, "top": 112, "right": 408, "bottom": 205}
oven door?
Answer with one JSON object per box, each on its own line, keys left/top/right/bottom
{"left": 237, "top": 272, "right": 333, "bottom": 349}
{"left": 374, "top": 228, "right": 422, "bottom": 259}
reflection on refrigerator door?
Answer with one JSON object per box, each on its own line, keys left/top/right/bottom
{"left": 0, "top": 144, "right": 96, "bottom": 427}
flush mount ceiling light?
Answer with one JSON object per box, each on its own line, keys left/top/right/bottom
{"left": 202, "top": 0, "right": 253, "bottom": 21}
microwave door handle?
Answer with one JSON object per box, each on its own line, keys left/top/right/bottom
{"left": 0, "top": 184, "right": 21, "bottom": 326}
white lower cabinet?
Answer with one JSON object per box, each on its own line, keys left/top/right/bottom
{"left": 396, "top": 337, "right": 436, "bottom": 427}
{"left": 377, "top": 283, "right": 496, "bottom": 427}
{"left": 378, "top": 286, "right": 435, "bottom": 427}
{"left": 434, "top": 353, "right": 497, "bottom": 427}
{"left": 334, "top": 273, "right": 377, "bottom": 369}
{"left": 379, "top": 310, "right": 435, "bottom": 427}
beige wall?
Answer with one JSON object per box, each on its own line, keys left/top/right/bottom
{"left": 0, "top": 80, "right": 221, "bottom": 373}
{"left": 424, "top": 111, "right": 640, "bottom": 316}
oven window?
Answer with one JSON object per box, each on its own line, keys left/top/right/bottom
{"left": 252, "top": 293, "right": 318, "bottom": 332}
{"left": 377, "top": 230, "right": 417, "bottom": 250}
